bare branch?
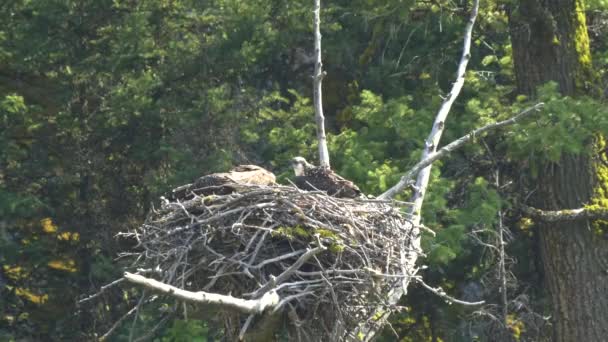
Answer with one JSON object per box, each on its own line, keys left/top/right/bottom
{"left": 250, "top": 246, "right": 326, "bottom": 298}
{"left": 521, "top": 204, "right": 608, "bottom": 221}
{"left": 78, "top": 278, "right": 125, "bottom": 305}
{"left": 123, "top": 272, "right": 280, "bottom": 314}
{"left": 313, "top": 0, "right": 330, "bottom": 168}
{"left": 100, "top": 305, "right": 138, "bottom": 341}
{"left": 379, "top": 103, "right": 544, "bottom": 200}
{"left": 414, "top": 277, "right": 485, "bottom": 306}
{"left": 401, "top": 0, "right": 480, "bottom": 218}
{"left": 352, "top": 1, "right": 481, "bottom": 340}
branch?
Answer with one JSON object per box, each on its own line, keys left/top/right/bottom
{"left": 379, "top": 103, "right": 544, "bottom": 200}
{"left": 400, "top": 0, "right": 480, "bottom": 218}
{"left": 521, "top": 204, "right": 608, "bottom": 221}
{"left": 351, "top": 1, "right": 480, "bottom": 340}
{"left": 78, "top": 278, "right": 125, "bottom": 304}
{"left": 414, "top": 277, "right": 485, "bottom": 306}
{"left": 123, "top": 272, "right": 279, "bottom": 314}
{"left": 250, "top": 246, "right": 326, "bottom": 298}
{"left": 313, "top": 0, "right": 330, "bottom": 168}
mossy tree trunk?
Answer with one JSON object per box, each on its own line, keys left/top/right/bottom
{"left": 509, "top": 0, "right": 608, "bottom": 341}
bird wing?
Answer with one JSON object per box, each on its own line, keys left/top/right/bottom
{"left": 296, "top": 167, "right": 361, "bottom": 198}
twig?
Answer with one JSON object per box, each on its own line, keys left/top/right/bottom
{"left": 414, "top": 277, "right": 485, "bottom": 306}
{"left": 129, "top": 291, "right": 147, "bottom": 342}
{"left": 251, "top": 246, "right": 326, "bottom": 298}
{"left": 133, "top": 312, "right": 174, "bottom": 342}
{"left": 238, "top": 314, "right": 256, "bottom": 340}
{"left": 78, "top": 278, "right": 125, "bottom": 304}
{"left": 100, "top": 305, "right": 138, "bottom": 341}
{"left": 496, "top": 169, "right": 509, "bottom": 324}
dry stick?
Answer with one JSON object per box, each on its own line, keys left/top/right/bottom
{"left": 123, "top": 272, "right": 280, "bottom": 314}
{"left": 313, "top": 0, "right": 330, "bottom": 168}
{"left": 78, "top": 278, "right": 125, "bottom": 304}
{"left": 378, "top": 102, "right": 544, "bottom": 200}
{"left": 496, "top": 169, "right": 509, "bottom": 325}
{"left": 129, "top": 291, "right": 147, "bottom": 342}
{"left": 100, "top": 305, "right": 138, "bottom": 341}
{"left": 133, "top": 313, "right": 174, "bottom": 342}
{"left": 250, "top": 246, "right": 326, "bottom": 298}
{"left": 413, "top": 277, "right": 484, "bottom": 306}
{"left": 353, "top": 1, "right": 480, "bottom": 340}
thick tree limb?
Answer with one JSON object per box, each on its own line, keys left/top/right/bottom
{"left": 123, "top": 272, "right": 279, "bottom": 314}
{"left": 378, "top": 103, "right": 544, "bottom": 200}
{"left": 313, "top": 0, "right": 331, "bottom": 168}
{"left": 521, "top": 204, "right": 608, "bottom": 221}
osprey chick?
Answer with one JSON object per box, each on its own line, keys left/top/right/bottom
{"left": 289, "top": 156, "right": 362, "bottom": 198}
{"left": 171, "top": 164, "right": 275, "bottom": 200}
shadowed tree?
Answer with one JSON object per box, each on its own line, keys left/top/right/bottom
{"left": 509, "top": 0, "right": 608, "bottom": 340}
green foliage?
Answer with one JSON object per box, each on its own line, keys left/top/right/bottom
{"left": 160, "top": 319, "right": 210, "bottom": 342}
{"left": 506, "top": 82, "right": 608, "bottom": 165}
{"left": 1, "top": 0, "right": 606, "bottom": 340}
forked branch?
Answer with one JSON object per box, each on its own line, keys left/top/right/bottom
{"left": 379, "top": 103, "right": 544, "bottom": 200}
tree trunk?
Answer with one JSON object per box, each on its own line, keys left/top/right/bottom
{"left": 509, "top": 0, "right": 608, "bottom": 341}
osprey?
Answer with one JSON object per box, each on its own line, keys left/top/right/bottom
{"left": 170, "top": 164, "right": 276, "bottom": 200}
{"left": 289, "top": 156, "right": 362, "bottom": 198}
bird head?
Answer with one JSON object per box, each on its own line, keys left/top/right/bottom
{"left": 289, "top": 156, "right": 313, "bottom": 176}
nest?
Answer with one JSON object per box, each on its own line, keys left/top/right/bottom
{"left": 121, "top": 184, "right": 418, "bottom": 340}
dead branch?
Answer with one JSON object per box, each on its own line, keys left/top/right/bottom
{"left": 379, "top": 103, "right": 544, "bottom": 200}
{"left": 414, "top": 277, "right": 485, "bottom": 306}
{"left": 123, "top": 272, "right": 280, "bottom": 314}
{"left": 352, "top": 0, "right": 480, "bottom": 340}
{"left": 521, "top": 204, "right": 608, "bottom": 221}
{"left": 313, "top": 0, "right": 330, "bottom": 168}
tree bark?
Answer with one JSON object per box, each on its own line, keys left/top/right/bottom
{"left": 509, "top": 1, "right": 608, "bottom": 341}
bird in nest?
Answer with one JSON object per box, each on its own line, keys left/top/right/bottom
{"left": 170, "top": 164, "right": 276, "bottom": 200}
{"left": 289, "top": 156, "right": 362, "bottom": 198}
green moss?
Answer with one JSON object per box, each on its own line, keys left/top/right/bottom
{"left": 293, "top": 225, "right": 309, "bottom": 238}
{"left": 585, "top": 134, "right": 608, "bottom": 235}
{"left": 329, "top": 243, "right": 345, "bottom": 253}
{"left": 314, "top": 228, "right": 339, "bottom": 239}
{"left": 372, "top": 310, "right": 385, "bottom": 321}
{"left": 272, "top": 225, "right": 311, "bottom": 240}
{"left": 202, "top": 195, "right": 217, "bottom": 205}
{"left": 573, "top": 0, "right": 593, "bottom": 87}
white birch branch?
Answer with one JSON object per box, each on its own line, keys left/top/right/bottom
{"left": 313, "top": 0, "right": 331, "bottom": 168}
{"left": 123, "top": 272, "right": 279, "bottom": 314}
{"left": 349, "top": 1, "right": 480, "bottom": 340}
{"left": 378, "top": 103, "right": 544, "bottom": 200}
{"left": 387, "top": 0, "right": 479, "bottom": 212}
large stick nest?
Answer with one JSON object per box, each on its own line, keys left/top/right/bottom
{"left": 121, "top": 184, "right": 417, "bottom": 340}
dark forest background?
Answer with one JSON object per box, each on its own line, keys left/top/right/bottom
{"left": 1, "top": 0, "right": 608, "bottom": 341}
